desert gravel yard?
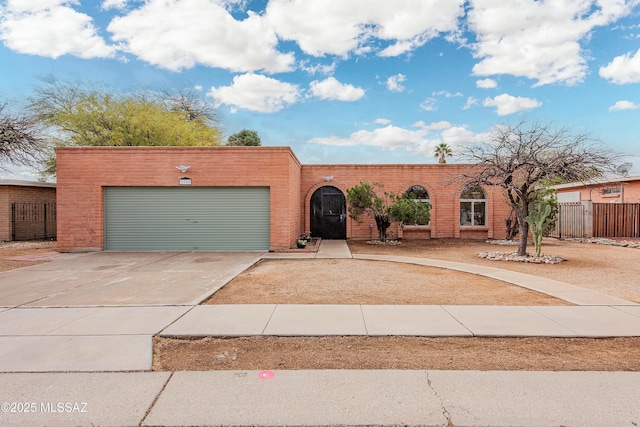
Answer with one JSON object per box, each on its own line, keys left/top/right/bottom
{"left": 160, "top": 238, "right": 640, "bottom": 372}
{"left": 0, "top": 240, "right": 57, "bottom": 272}
{"left": 348, "top": 238, "right": 640, "bottom": 304}
{"left": 204, "top": 258, "right": 571, "bottom": 305}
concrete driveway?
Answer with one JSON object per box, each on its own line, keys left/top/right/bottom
{"left": 0, "top": 251, "right": 264, "bottom": 307}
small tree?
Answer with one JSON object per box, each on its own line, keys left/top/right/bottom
{"left": 346, "top": 181, "right": 395, "bottom": 241}
{"left": 460, "top": 121, "right": 621, "bottom": 256}
{"left": 388, "top": 192, "right": 431, "bottom": 226}
{"left": 227, "top": 129, "right": 261, "bottom": 146}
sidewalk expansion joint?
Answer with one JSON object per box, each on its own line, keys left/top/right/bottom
{"left": 261, "top": 304, "right": 279, "bottom": 335}
{"left": 139, "top": 371, "right": 173, "bottom": 426}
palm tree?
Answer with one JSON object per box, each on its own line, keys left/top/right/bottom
{"left": 434, "top": 143, "right": 452, "bottom": 164}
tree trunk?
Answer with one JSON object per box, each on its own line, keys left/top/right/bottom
{"left": 375, "top": 214, "right": 391, "bottom": 242}
{"left": 517, "top": 217, "right": 529, "bottom": 256}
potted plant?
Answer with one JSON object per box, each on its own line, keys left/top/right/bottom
{"left": 296, "top": 239, "right": 307, "bottom": 249}
{"left": 299, "top": 232, "right": 311, "bottom": 243}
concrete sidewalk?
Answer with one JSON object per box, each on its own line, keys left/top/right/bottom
{"left": 1, "top": 370, "right": 639, "bottom": 426}
{"left": 160, "top": 304, "right": 640, "bottom": 338}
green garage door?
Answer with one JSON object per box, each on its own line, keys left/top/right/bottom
{"left": 104, "top": 187, "right": 270, "bottom": 250}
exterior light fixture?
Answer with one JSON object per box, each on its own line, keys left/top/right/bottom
{"left": 323, "top": 176, "right": 334, "bottom": 182}
{"left": 176, "top": 165, "right": 191, "bottom": 173}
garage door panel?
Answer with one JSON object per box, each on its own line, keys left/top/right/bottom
{"left": 104, "top": 187, "right": 270, "bottom": 250}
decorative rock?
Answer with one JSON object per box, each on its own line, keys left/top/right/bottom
{"left": 366, "top": 240, "right": 402, "bottom": 246}
{"left": 565, "top": 237, "right": 640, "bottom": 249}
{"left": 477, "top": 251, "right": 566, "bottom": 264}
{"left": 485, "top": 239, "right": 519, "bottom": 246}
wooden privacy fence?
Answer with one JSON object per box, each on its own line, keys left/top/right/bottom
{"left": 550, "top": 202, "right": 586, "bottom": 239}
{"left": 593, "top": 203, "right": 640, "bottom": 238}
{"left": 11, "top": 202, "right": 57, "bottom": 241}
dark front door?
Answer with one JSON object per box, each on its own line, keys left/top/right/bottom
{"left": 310, "top": 186, "right": 346, "bottom": 239}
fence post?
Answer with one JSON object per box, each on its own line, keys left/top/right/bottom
{"left": 581, "top": 200, "right": 593, "bottom": 238}
{"left": 44, "top": 202, "right": 47, "bottom": 239}
{"left": 11, "top": 203, "right": 15, "bottom": 241}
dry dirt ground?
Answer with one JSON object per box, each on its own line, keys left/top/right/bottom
{"left": 157, "top": 238, "right": 640, "bottom": 372}
{"left": 204, "top": 258, "right": 571, "bottom": 305}
{"left": 0, "top": 240, "right": 57, "bottom": 272}
{"left": 2, "top": 239, "right": 639, "bottom": 371}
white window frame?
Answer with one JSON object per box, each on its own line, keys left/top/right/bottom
{"left": 460, "top": 187, "right": 486, "bottom": 227}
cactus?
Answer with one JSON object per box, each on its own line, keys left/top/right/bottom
{"left": 526, "top": 200, "right": 554, "bottom": 258}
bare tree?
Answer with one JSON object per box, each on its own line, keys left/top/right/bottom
{"left": 460, "top": 121, "right": 622, "bottom": 256}
{"left": 0, "top": 101, "right": 46, "bottom": 170}
{"left": 159, "top": 88, "right": 220, "bottom": 125}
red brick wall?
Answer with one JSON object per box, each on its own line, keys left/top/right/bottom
{"left": 0, "top": 185, "right": 56, "bottom": 241}
{"left": 300, "top": 164, "right": 512, "bottom": 240}
{"left": 55, "top": 146, "right": 302, "bottom": 252}
{"left": 557, "top": 180, "right": 640, "bottom": 204}
{"left": 56, "top": 147, "right": 514, "bottom": 251}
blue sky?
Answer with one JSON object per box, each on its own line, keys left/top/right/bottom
{"left": 1, "top": 0, "right": 640, "bottom": 180}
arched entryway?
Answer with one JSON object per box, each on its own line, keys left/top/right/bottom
{"left": 310, "top": 186, "right": 346, "bottom": 239}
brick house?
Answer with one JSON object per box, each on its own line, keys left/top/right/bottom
{"left": 0, "top": 179, "right": 57, "bottom": 241}
{"left": 554, "top": 175, "right": 640, "bottom": 203}
{"left": 55, "top": 146, "right": 512, "bottom": 252}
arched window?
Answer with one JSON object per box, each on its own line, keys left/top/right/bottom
{"left": 460, "top": 186, "right": 486, "bottom": 226}
{"left": 406, "top": 185, "right": 429, "bottom": 201}
{"left": 405, "top": 185, "right": 430, "bottom": 225}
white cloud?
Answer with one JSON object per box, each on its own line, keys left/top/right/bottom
{"left": 463, "top": 96, "right": 478, "bottom": 110}
{"left": 412, "top": 120, "right": 452, "bottom": 131}
{"left": 476, "top": 78, "right": 497, "bottom": 89}
{"left": 207, "top": 73, "right": 300, "bottom": 113}
{"left": 386, "top": 74, "right": 407, "bottom": 92}
{"left": 433, "top": 90, "right": 463, "bottom": 98}
{"left": 375, "top": 118, "right": 392, "bottom": 125}
{"left": 600, "top": 48, "right": 640, "bottom": 84}
{"left": 299, "top": 60, "right": 337, "bottom": 76}
{"left": 102, "top": 0, "right": 128, "bottom": 10}
{"left": 0, "top": 0, "right": 115, "bottom": 59}
{"left": 308, "top": 125, "right": 427, "bottom": 150}
{"left": 420, "top": 98, "right": 438, "bottom": 111}
{"left": 609, "top": 100, "right": 638, "bottom": 111}
{"left": 265, "top": 0, "right": 464, "bottom": 58}
{"left": 468, "top": 0, "right": 638, "bottom": 86}
{"left": 108, "top": 0, "right": 295, "bottom": 73}
{"left": 483, "top": 93, "right": 542, "bottom": 116}
{"left": 309, "top": 77, "right": 365, "bottom": 102}
{"left": 415, "top": 125, "right": 478, "bottom": 155}
{"left": 308, "top": 120, "right": 478, "bottom": 157}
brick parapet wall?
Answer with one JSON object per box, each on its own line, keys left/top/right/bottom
{"left": 56, "top": 147, "right": 513, "bottom": 251}
{"left": 56, "top": 146, "right": 302, "bottom": 252}
{"left": 300, "top": 164, "right": 511, "bottom": 240}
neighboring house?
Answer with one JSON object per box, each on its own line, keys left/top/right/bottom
{"left": 55, "top": 146, "right": 513, "bottom": 252}
{"left": 0, "top": 179, "right": 57, "bottom": 241}
{"left": 552, "top": 176, "right": 640, "bottom": 239}
{"left": 554, "top": 175, "right": 640, "bottom": 203}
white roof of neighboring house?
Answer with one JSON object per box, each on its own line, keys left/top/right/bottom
{"left": 553, "top": 175, "right": 640, "bottom": 190}
{"left": 0, "top": 179, "right": 56, "bottom": 188}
